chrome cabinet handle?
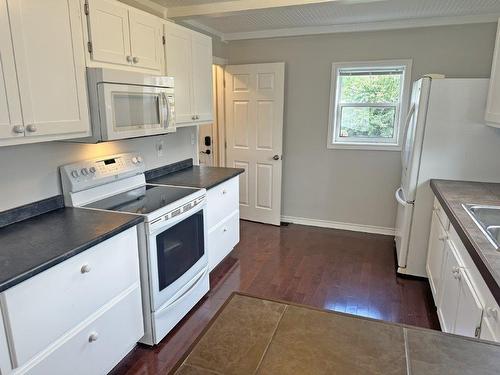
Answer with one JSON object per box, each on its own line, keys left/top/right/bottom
{"left": 12, "top": 125, "right": 25, "bottom": 134}
{"left": 26, "top": 124, "right": 37, "bottom": 133}
{"left": 133, "top": 57, "right": 139, "bottom": 64}
{"left": 81, "top": 264, "right": 91, "bottom": 274}
{"left": 272, "top": 155, "right": 280, "bottom": 161}
{"left": 88, "top": 332, "right": 98, "bottom": 343}
{"left": 126, "top": 55, "right": 133, "bottom": 63}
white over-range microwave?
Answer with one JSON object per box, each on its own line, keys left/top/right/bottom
{"left": 74, "top": 68, "right": 176, "bottom": 143}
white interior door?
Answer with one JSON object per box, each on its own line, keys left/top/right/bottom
{"left": 225, "top": 63, "right": 285, "bottom": 226}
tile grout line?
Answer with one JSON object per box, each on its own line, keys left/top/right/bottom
{"left": 404, "top": 328, "right": 412, "bottom": 375}
{"left": 252, "top": 304, "right": 289, "bottom": 375}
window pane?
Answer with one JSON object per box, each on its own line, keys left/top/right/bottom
{"left": 339, "top": 73, "right": 402, "bottom": 104}
{"left": 339, "top": 106, "right": 396, "bottom": 139}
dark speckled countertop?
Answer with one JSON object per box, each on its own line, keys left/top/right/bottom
{"left": 147, "top": 164, "right": 244, "bottom": 190}
{"left": 430, "top": 179, "right": 500, "bottom": 304}
{"left": 0, "top": 207, "right": 142, "bottom": 292}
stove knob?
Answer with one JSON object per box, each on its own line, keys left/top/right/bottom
{"left": 81, "top": 168, "right": 89, "bottom": 176}
{"left": 132, "top": 157, "right": 138, "bottom": 164}
{"left": 71, "top": 170, "right": 79, "bottom": 178}
{"left": 89, "top": 167, "right": 96, "bottom": 174}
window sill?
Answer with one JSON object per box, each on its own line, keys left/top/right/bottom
{"left": 327, "top": 142, "right": 402, "bottom": 151}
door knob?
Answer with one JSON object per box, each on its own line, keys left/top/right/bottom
{"left": 272, "top": 155, "right": 280, "bottom": 161}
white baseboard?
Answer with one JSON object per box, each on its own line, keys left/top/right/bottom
{"left": 281, "top": 215, "right": 395, "bottom": 236}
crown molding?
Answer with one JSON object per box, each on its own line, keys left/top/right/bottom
{"left": 221, "top": 13, "right": 500, "bottom": 41}
{"left": 181, "top": 19, "right": 228, "bottom": 41}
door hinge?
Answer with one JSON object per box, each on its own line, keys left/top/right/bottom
{"left": 84, "top": 1, "right": 89, "bottom": 15}
{"left": 223, "top": 79, "right": 226, "bottom": 88}
{"left": 224, "top": 141, "right": 227, "bottom": 149}
{"left": 87, "top": 41, "right": 93, "bottom": 54}
{"left": 162, "top": 35, "right": 166, "bottom": 45}
{"left": 475, "top": 326, "right": 481, "bottom": 338}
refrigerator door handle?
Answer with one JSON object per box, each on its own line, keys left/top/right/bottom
{"left": 395, "top": 187, "right": 413, "bottom": 206}
{"left": 401, "top": 103, "right": 416, "bottom": 167}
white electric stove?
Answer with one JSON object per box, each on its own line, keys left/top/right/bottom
{"left": 60, "top": 153, "right": 209, "bottom": 345}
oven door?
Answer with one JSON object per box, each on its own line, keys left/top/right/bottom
{"left": 147, "top": 204, "right": 208, "bottom": 312}
{"left": 97, "top": 83, "right": 176, "bottom": 141}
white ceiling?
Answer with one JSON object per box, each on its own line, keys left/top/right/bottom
{"left": 151, "top": 0, "right": 500, "bottom": 40}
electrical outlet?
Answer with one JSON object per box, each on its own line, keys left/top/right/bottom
{"left": 156, "top": 139, "right": 165, "bottom": 158}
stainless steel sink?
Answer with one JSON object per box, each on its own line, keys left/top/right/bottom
{"left": 463, "top": 204, "right": 500, "bottom": 249}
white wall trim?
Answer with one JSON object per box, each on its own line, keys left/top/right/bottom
{"left": 281, "top": 215, "right": 395, "bottom": 236}
{"left": 119, "top": 0, "right": 167, "bottom": 19}
{"left": 222, "top": 14, "right": 500, "bottom": 41}
{"left": 213, "top": 56, "right": 228, "bottom": 65}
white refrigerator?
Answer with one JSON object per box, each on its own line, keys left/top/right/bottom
{"left": 395, "top": 77, "right": 500, "bottom": 277}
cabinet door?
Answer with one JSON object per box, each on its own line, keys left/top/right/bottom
{"left": 191, "top": 33, "right": 213, "bottom": 123}
{"left": 486, "top": 19, "right": 500, "bottom": 125}
{"left": 0, "top": 0, "right": 23, "bottom": 141}
{"left": 8, "top": 0, "right": 90, "bottom": 138}
{"left": 426, "top": 211, "right": 447, "bottom": 301}
{"left": 437, "top": 240, "right": 461, "bottom": 333}
{"left": 86, "top": 0, "right": 131, "bottom": 66}
{"left": 128, "top": 9, "right": 162, "bottom": 71}
{"left": 480, "top": 314, "right": 499, "bottom": 342}
{"left": 454, "top": 269, "right": 483, "bottom": 338}
{"left": 165, "top": 22, "right": 194, "bottom": 124}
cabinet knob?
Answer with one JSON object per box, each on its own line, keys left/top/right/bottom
{"left": 133, "top": 57, "right": 139, "bottom": 64}
{"left": 192, "top": 115, "right": 196, "bottom": 121}
{"left": 81, "top": 264, "right": 91, "bottom": 274}
{"left": 273, "top": 154, "right": 280, "bottom": 161}
{"left": 88, "top": 332, "right": 99, "bottom": 343}
{"left": 196, "top": 115, "right": 200, "bottom": 120}
{"left": 126, "top": 55, "right": 133, "bottom": 63}
{"left": 438, "top": 235, "right": 448, "bottom": 241}
{"left": 222, "top": 189, "right": 227, "bottom": 195}
{"left": 12, "top": 125, "right": 25, "bottom": 134}
{"left": 223, "top": 227, "right": 227, "bottom": 233}
{"left": 487, "top": 307, "right": 498, "bottom": 320}
{"left": 26, "top": 124, "right": 37, "bottom": 133}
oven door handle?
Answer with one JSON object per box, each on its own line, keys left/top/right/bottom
{"left": 159, "top": 267, "right": 208, "bottom": 311}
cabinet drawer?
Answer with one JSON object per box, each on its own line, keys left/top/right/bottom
{"left": 2, "top": 227, "right": 140, "bottom": 368}
{"left": 22, "top": 286, "right": 143, "bottom": 375}
{"left": 207, "top": 177, "right": 239, "bottom": 229}
{"left": 433, "top": 198, "right": 450, "bottom": 230}
{"left": 208, "top": 210, "right": 240, "bottom": 271}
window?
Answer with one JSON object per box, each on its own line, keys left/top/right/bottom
{"left": 328, "top": 60, "right": 412, "bottom": 151}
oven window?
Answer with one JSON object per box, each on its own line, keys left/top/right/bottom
{"left": 113, "top": 92, "right": 160, "bottom": 128}
{"left": 156, "top": 211, "right": 205, "bottom": 291}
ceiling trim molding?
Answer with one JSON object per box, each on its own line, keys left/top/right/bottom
{"left": 119, "top": 0, "right": 168, "bottom": 18}
{"left": 222, "top": 13, "right": 500, "bottom": 41}
{"left": 181, "top": 19, "right": 228, "bottom": 41}
{"left": 167, "top": 0, "right": 360, "bottom": 19}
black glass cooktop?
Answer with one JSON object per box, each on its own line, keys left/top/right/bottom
{"left": 85, "top": 184, "right": 200, "bottom": 215}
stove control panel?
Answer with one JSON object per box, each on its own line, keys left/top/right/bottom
{"left": 60, "top": 153, "right": 146, "bottom": 196}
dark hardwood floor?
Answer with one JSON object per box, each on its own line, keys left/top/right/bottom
{"left": 110, "top": 220, "right": 440, "bottom": 375}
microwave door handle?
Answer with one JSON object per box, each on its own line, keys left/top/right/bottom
{"left": 160, "top": 92, "right": 169, "bottom": 129}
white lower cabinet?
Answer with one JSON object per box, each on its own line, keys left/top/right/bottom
{"left": 0, "top": 227, "right": 144, "bottom": 374}
{"left": 206, "top": 177, "right": 240, "bottom": 271}
{"left": 427, "top": 197, "right": 500, "bottom": 341}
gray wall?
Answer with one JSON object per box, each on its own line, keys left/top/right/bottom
{"left": 225, "top": 23, "right": 497, "bottom": 230}
{"left": 0, "top": 128, "right": 197, "bottom": 211}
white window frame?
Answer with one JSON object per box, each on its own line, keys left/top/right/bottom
{"left": 327, "top": 59, "right": 413, "bottom": 151}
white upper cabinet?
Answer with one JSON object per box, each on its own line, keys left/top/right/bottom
{"left": 164, "top": 22, "right": 194, "bottom": 124}
{"left": 164, "top": 21, "right": 213, "bottom": 126}
{"left": 486, "top": 18, "right": 500, "bottom": 127}
{"left": 0, "top": 0, "right": 23, "bottom": 141}
{"left": 1, "top": 0, "right": 90, "bottom": 145}
{"left": 191, "top": 33, "right": 213, "bottom": 123}
{"left": 84, "top": 0, "right": 162, "bottom": 72}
